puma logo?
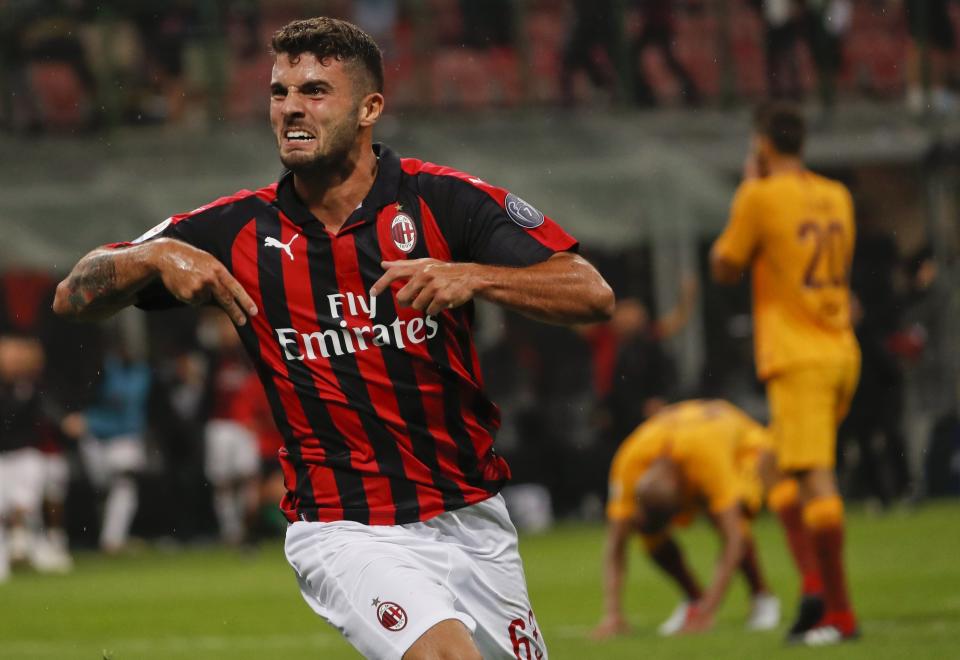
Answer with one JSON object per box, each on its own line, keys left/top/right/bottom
{"left": 264, "top": 233, "right": 299, "bottom": 261}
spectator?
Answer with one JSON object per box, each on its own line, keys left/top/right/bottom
{"left": 148, "top": 343, "right": 211, "bottom": 541}
{"left": 629, "top": 0, "right": 700, "bottom": 106}
{"left": 805, "top": 0, "right": 852, "bottom": 111}
{"left": 561, "top": 0, "right": 623, "bottom": 105}
{"left": 72, "top": 345, "right": 151, "bottom": 553}
{"left": 598, "top": 276, "right": 698, "bottom": 445}
{"left": 131, "top": 2, "right": 200, "bottom": 123}
{"left": 0, "top": 335, "right": 66, "bottom": 574}
{"left": 757, "top": 0, "right": 806, "bottom": 100}
{"left": 904, "top": 0, "right": 958, "bottom": 113}
{"left": 17, "top": 0, "right": 99, "bottom": 132}
{"left": 840, "top": 227, "right": 910, "bottom": 507}
{"left": 199, "top": 311, "right": 261, "bottom": 547}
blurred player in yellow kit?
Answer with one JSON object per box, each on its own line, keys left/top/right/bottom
{"left": 592, "top": 399, "right": 782, "bottom": 639}
{"left": 711, "top": 102, "right": 861, "bottom": 645}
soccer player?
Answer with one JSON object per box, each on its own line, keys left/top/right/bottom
{"left": 74, "top": 347, "right": 151, "bottom": 554}
{"left": 52, "top": 17, "right": 614, "bottom": 659}
{"left": 593, "top": 399, "right": 781, "bottom": 639}
{"left": 200, "top": 310, "right": 262, "bottom": 547}
{"left": 0, "top": 335, "right": 49, "bottom": 574}
{"left": 710, "top": 102, "right": 860, "bottom": 645}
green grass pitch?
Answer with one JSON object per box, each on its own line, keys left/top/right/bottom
{"left": 1, "top": 501, "right": 958, "bottom": 659}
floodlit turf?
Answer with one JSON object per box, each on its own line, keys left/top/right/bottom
{"left": 1, "top": 502, "right": 958, "bottom": 659}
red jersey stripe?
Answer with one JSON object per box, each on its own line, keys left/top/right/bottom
{"left": 230, "top": 218, "right": 344, "bottom": 522}
{"left": 374, "top": 204, "right": 475, "bottom": 492}
{"left": 401, "top": 158, "right": 577, "bottom": 253}
{"left": 277, "top": 216, "right": 383, "bottom": 520}
{"left": 331, "top": 232, "right": 444, "bottom": 519}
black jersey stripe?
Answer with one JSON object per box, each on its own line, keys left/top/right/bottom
{"left": 256, "top": 213, "right": 371, "bottom": 523}
{"left": 393, "top": 189, "right": 487, "bottom": 490}
{"left": 322, "top": 233, "right": 420, "bottom": 525}
{"left": 225, "top": 218, "right": 299, "bottom": 489}
{"left": 355, "top": 212, "right": 469, "bottom": 513}
{"left": 230, "top": 218, "right": 320, "bottom": 518}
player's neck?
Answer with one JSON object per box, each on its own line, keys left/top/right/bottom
{"left": 293, "top": 139, "right": 378, "bottom": 233}
{"left": 765, "top": 155, "right": 806, "bottom": 177}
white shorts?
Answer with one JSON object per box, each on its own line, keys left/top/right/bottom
{"left": 80, "top": 435, "right": 146, "bottom": 489}
{"left": 42, "top": 452, "right": 71, "bottom": 502}
{"left": 204, "top": 420, "right": 259, "bottom": 485}
{"left": 285, "top": 494, "right": 548, "bottom": 660}
{"left": 0, "top": 448, "right": 45, "bottom": 515}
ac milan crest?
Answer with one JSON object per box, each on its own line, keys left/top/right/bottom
{"left": 376, "top": 601, "right": 408, "bottom": 631}
{"left": 391, "top": 213, "right": 417, "bottom": 253}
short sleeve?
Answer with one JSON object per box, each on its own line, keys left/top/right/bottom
{"left": 102, "top": 189, "right": 269, "bottom": 311}
{"left": 606, "top": 445, "right": 639, "bottom": 522}
{"left": 101, "top": 215, "right": 205, "bottom": 310}
{"left": 104, "top": 197, "right": 238, "bottom": 310}
{"left": 416, "top": 170, "right": 578, "bottom": 267}
{"left": 714, "top": 181, "right": 764, "bottom": 268}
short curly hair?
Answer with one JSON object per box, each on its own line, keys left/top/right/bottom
{"left": 271, "top": 17, "right": 384, "bottom": 94}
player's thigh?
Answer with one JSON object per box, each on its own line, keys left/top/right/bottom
{"left": 284, "top": 521, "right": 476, "bottom": 660}
{"left": 42, "top": 453, "right": 70, "bottom": 502}
{"left": 767, "top": 370, "right": 838, "bottom": 471}
{"left": 232, "top": 425, "right": 260, "bottom": 479}
{"left": 4, "top": 448, "right": 45, "bottom": 513}
{"left": 403, "top": 619, "right": 482, "bottom": 660}
{"left": 79, "top": 437, "right": 109, "bottom": 488}
{"left": 204, "top": 421, "right": 257, "bottom": 483}
{"left": 444, "top": 496, "right": 548, "bottom": 659}
{"left": 833, "top": 358, "right": 861, "bottom": 424}
{"left": 105, "top": 436, "right": 146, "bottom": 475}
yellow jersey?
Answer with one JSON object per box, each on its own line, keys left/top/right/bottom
{"left": 713, "top": 171, "right": 860, "bottom": 380}
{"left": 606, "top": 400, "right": 770, "bottom": 523}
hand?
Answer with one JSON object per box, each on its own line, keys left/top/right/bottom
{"left": 591, "top": 614, "right": 630, "bottom": 640}
{"left": 153, "top": 240, "right": 258, "bottom": 325}
{"left": 371, "top": 259, "right": 478, "bottom": 316}
{"left": 680, "top": 603, "right": 714, "bottom": 634}
{"left": 60, "top": 412, "right": 87, "bottom": 439}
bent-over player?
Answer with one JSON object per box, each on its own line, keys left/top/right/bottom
{"left": 592, "top": 399, "right": 782, "bottom": 639}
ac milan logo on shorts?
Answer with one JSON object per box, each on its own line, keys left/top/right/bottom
{"left": 391, "top": 213, "right": 417, "bottom": 253}
{"left": 376, "top": 601, "right": 408, "bottom": 631}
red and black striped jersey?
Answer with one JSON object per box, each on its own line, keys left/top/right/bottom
{"left": 118, "top": 144, "right": 578, "bottom": 525}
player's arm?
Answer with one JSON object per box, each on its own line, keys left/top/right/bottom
{"left": 683, "top": 505, "right": 745, "bottom": 632}
{"left": 653, "top": 274, "right": 698, "bottom": 339}
{"left": 371, "top": 252, "right": 614, "bottom": 324}
{"left": 53, "top": 238, "right": 257, "bottom": 325}
{"left": 710, "top": 249, "right": 745, "bottom": 285}
{"left": 592, "top": 518, "right": 633, "bottom": 639}
{"left": 710, "top": 182, "right": 762, "bottom": 285}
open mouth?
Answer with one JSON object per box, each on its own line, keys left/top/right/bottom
{"left": 283, "top": 129, "right": 316, "bottom": 145}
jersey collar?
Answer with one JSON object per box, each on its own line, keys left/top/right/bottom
{"left": 275, "top": 143, "right": 402, "bottom": 232}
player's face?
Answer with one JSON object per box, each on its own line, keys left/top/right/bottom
{"left": 269, "top": 53, "right": 364, "bottom": 173}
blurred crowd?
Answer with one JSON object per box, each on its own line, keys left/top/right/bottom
{"left": 2, "top": 0, "right": 958, "bottom": 133}
{"left": 0, "top": 273, "right": 288, "bottom": 581}
{"left": 0, "top": 221, "right": 952, "bottom": 579}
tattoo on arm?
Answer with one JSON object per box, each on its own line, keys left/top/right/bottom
{"left": 64, "top": 254, "right": 121, "bottom": 313}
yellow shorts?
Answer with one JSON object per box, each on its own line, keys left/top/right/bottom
{"left": 766, "top": 360, "right": 860, "bottom": 472}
